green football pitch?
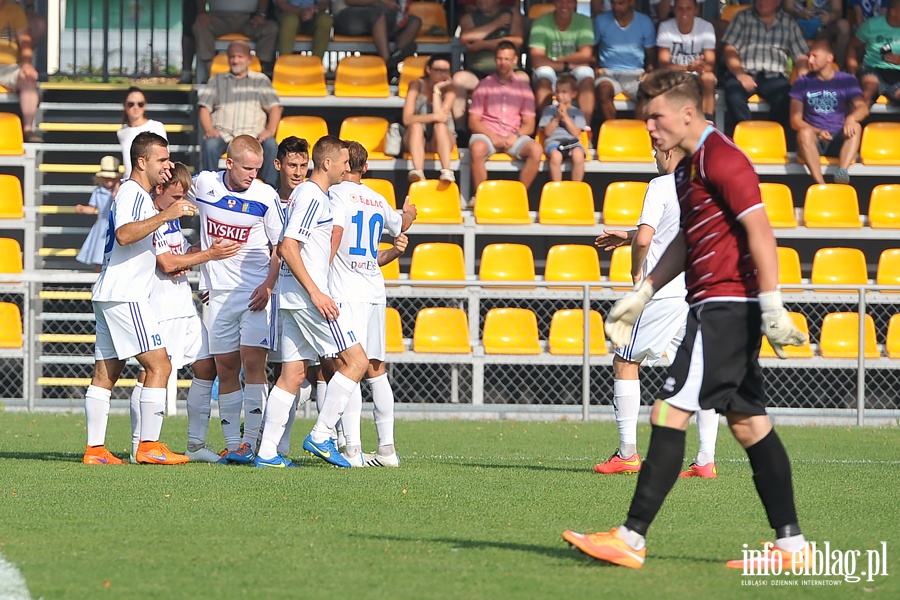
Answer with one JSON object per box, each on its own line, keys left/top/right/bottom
{"left": 0, "top": 414, "right": 897, "bottom": 599}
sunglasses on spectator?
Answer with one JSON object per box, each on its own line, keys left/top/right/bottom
{"left": 126, "top": 101, "right": 145, "bottom": 108}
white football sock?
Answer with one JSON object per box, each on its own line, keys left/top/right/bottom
{"left": 315, "top": 379, "right": 327, "bottom": 414}
{"left": 776, "top": 534, "right": 807, "bottom": 553}
{"left": 258, "top": 386, "right": 295, "bottom": 460}
{"left": 278, "top": 379, "right": 311, "bottom": 456}
{"left": 369, "top": 373, "right": 395, "bottom": 447}
{"left": 139, "top": 387, "right": 166, "bottom": 443}
{"left": 242, "top": 383, "right": 268, "bottom": 451}
{"left": 130, "top": 382, "right": 143, "bottom": 455}
{"left": 341, "top": 385, "right": 363, "bottom": 449}
{"left": 613, "top": 379, "right": 641, "bottom": 458}
{"left": 218, "top": 389, "right": 244, "bottom": 451}
{"left": 618, "top": 526, "right": 646, "bottom": 551}
{"left": 186, "top": 378, "right": 214, "bottom": 450}
{"left": 84, "top": 385, "right": 112, "bottom": 447}
{"left": 311, "top": 372, "right": 356, "bottom": 443}
{"left": 695, "top": 408, "right": 719, "bottom": 466}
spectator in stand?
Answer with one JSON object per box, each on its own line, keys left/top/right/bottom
{"left": 198, "top": 40, "right": 283, "bottom": 187}
{"left": 18, "top": 1, "right": 45, "bottom": 46}
{"left": 722, "top": 0, "right": 809, "bottom": 137}
{"left": 180, "top": 0, "right": 197, "bottom": 83}
{"left": 451, "top": 0, "right": 526, "bottom": 131}
{"left": 468, "top": 41, "right": 543, "bottom": 203}
{"left": 275, "top": 0, "right": 333, "bottom": 59}
{"left": 790, "top": 39, "right": 868, "bottom": 184}
{"left": 783, "top": 0, "right": 850, "bottom": 67}
{"left": 192, "top": 0, "right": 279, "bottom": 84}
{"left": 656, "top": 0, "right": 718, "bottom": 120}
{"left": 332, "top": 0, "right": 422, "bottom": 80}
{"left": 0, "top": 0, "right": 41, "bottom": 141}
{"left": 538, "top": 73, "right": 588, "bottom": 182}
{"left": 593, "top": 0, "right": 657, "bottom": 121}
{"left": 530, "top": 0, "right": 597, "bottom": 121}
{"left": 118, "top": 87, "right": 168, "bottom": 179}
{"left": 647, "top": 0, "right": 709, "bottom": 24}
{"left": 850, "top": 0, "right": 886, "bottom": 25}
{"left": 457, "top": 0, "right": 520, "bottom": 16}
{"left": 847, "top": 0, "right": 900, "bottom": 105}
{"left": 75, "top": 156, "right": 122, "bottom": 272}
{"left": 403, "top": 55, "right": 458, "bottom": 184}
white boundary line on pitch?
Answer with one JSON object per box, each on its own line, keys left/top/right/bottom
{"left": 412, "top": 455, "right": 900, "bottom": 465}
{"left": 0, "top": 552, "right": 31, "bottom": 600}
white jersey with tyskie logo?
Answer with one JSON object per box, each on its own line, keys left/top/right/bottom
{"left": 92, "top": 179, "right": 165, "bottom": 302}
{"left": 150, "top": 219, "right": 197, "bottom": 320}
{"left": 277, "top": 180, "right": 333, "bottom": 310}
{"left": 328, "top": 180, "right": 404, "bottom": 304}
{"left": 637, "top": 172, "right": 687, "bottom": 300}
{"left": 189, "top": 170, "right": 283, "bottom": 292}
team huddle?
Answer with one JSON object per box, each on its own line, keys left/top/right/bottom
{"left": 82, "top": 130, "right": 415, "bottom": 469}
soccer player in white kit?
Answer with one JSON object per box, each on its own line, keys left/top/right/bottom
{"left": 328, "top": 141, "right": 417, "bottom": 467}
{"left": 189, "top": 135, "right": 284, "bottom": 464}
{"left": 255, "top": 135, "right": 362, "bottom": 468}
{"left": 83, "top": 131, "right": 193, "bottom": 465}
{"left": 593, "top": 145, "right": 719, "bottom": 478}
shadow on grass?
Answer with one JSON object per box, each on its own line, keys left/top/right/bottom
{"left": 448, "top": 461, "right": 589, "bottom": 474}
{"left": 0, "top": 452, "right": 85, "bottom": 462}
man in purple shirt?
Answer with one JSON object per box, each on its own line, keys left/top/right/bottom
{"left": 790, "top": 40, "right": 869, "bottom": 185}
{"left": 468, "top": 41, "right": 543, "bottom": 201}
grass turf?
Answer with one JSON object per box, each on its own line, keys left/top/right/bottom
{"left": 0, "top": 414, "right": 897, "bottom": 599}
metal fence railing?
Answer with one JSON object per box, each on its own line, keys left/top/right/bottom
{"left": 2, "top": 271, "right": 899, "bottom": 425}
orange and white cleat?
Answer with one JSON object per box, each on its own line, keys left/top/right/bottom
{"left": 679, "top": 462, "right": 718, "bottom": 479}
{"left": 135, "top": 441, "right": 190, "bottom": 465}
{"left": 83, "top": 445, "right": 125, "bottom": 465}
{"left": 593, "top": 451, "right": 642, "bottom": 475}
{"left": 726, "top": 541, "right": 810, "bottom": 570}
{"left": 563, "top": 528, "right": 646, "bottom": 569}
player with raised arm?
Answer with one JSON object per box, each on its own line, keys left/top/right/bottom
{"left": 255, "top": 135, "right": 362, "bottom": 468}
{"left": 592, "top": 146, "right": 719, "bottom": 479}
{"left": 189, "top": 135, "right": 284, "bottom": 464}
{"left": 328, "top": 141, "right": 416, "bottom": 467}
{"left": 83, "top": 131, "right": 192, "bottom": 465}
{"left": 563, "top": 70, "right": 809, "bottom": 569}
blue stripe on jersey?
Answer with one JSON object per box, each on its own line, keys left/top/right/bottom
{"left": 132, "top": 195, "right": 143, "bottom": 221}
{"left": 194, "top": 194, "right": 270, "bottom": 217}
{"left": 316, "top": 218, "right": 332, "bottom": 225}
{"left": 300, "top": 199, "right": 319, "bottom": 231}
{"left": 162, "top": 219, "right": 180, "bottom": 234}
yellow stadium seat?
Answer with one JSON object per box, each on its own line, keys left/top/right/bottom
{"left": 379, "top": 241, "right": 400, "bottom": 281}
{"left": 876, "top": 248, "right": 900, "bottom": 290}
{"left": 538, "top": 181, "right": 596, "bottom": 225}
{"left": 334, "top": 55, "right": 390, "bottom": 98}
{"left": 868, "top": 184, "right": 900, "bottom": 229}
{"left": 759, "top": 182, "right": 797, "bottom": 228}
{"left": 528, "top": 3, "right": 556, "bottom": 19}
{"left": 479, "top": 243, "right": 535, "bottom": 283}
{"left": 398, "top": 54, "right": 430, "bottom": 97}
{"left": 760, "top": 312, "right": 813, "bottom": 358}
{"left": 860, "top": 122, "right": 900, "bottom": 165}
{"left": 0, "top": 238, "right": 22, "bottom": 273}
{"left": 409, "top": 243, "right": 465, "bottom": 281}
{"left": 413, "top": 307, "right": 471, "bottom": 353}
{"left": 210, "top": 52, "right": 261, "bottom": 78}
{"left": 483, "top": 308, "right": 541, "bottom": 355}
{"left": 803, "top": 184, "right": 861, "bottom": 228}
{"left": 608, "top": 245, "right": 633, "bottom": 289}
{"left": 0, "top": 113, "right": 23, "bottom": 155}
{"left": 339, "top": 116, "right": 391, "bottom": 160}
{"left": 597, "top": 119, "right": 654, "bottom": 162}
{"left": 777, "top": 246, "right": 803, "bottom": 291}
{"left": 272, "top": 54, "right": 326, "bottom": 97}
{"left": 474, "top": 180, "right": 531, "bottom": 224}
{"left": 544, "top": 245, "right": 601, "bottom": 287}
{"left": 0, "top": 174, "right": 23, "bottom": 218}
{"left": 0, "top": 302, "right": 22, "bottom": 348}
{"left": 886, "top": 314, "right": 900, "bottom": 358}
{"left": 408, "top": 180, "right": 462, "bottom": 223}
{"left": 548, "top": 309, "right": 608, "bottom": 356}
{"left": 811, "top": 247, "right": 868, "bottom": 291}
{"left": 535, "top": 129, "right": 591, "bottom": 160}
{"left": 408, "top": 2, "right": 451, "bottom": 42}
{"left": 733, "top": 121, "right": 788, "bottom": 164}
{"left": 364, "top": 178, "right": 397, "bottom": 209}
{"left": 721, "top": 4, "right": 751, "bottom": 21}
{"left": 275, "top": 115, "right": 328, "bottom": 146}
{"left": 820, "top": 312, "right": 880, "bottom": 358}
{"left": 385, "top": 307, "right": 405, "bottom": 353}
{"left": 602, "top": 181, "right": 647, "bottom": 226}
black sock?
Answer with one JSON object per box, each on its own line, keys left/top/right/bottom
{"left": 624, "top": 425, "right": 686, "bottom": 536}
{"left": 745, "top": 429, "right": 801, "bottom": 537}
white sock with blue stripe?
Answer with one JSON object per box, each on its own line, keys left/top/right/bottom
{"left": 369, "top": 374, "right": 395, "bottom": 448}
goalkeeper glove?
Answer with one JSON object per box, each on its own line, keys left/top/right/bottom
{"left": 759, "top": 289, "right": 807, "bottom": 359}
{"left": 605, "top": 280, "right": 655, "bottom": 347}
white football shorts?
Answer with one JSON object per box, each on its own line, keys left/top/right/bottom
{"left": 614, "top": 296, "right": 689, "bottom": 367}
{"left": 93, "top": 300, "right": 165, "bottom": 361}
{"left": 159, "top": 314, "right": 211, "bottom": 369}
{"left": 341, "top": 301, "right": 386, "bottom": 361}
{"left": 278, "top": 304, "right": 360, "bottom": 363}
{"left": 205, "top": 288, "right": 275, "bottom": 355}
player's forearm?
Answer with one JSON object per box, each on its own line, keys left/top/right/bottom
{"left": 264, "top": 249, "right": 281, "bottom": 289}
{"left": 198, "top": 107, "right": 216, "bottom": 136}
{"left": 264, "top": 105, "right": 283, "bottom": 136}
{"left": 115, "top": 214, "right": 170, "bottom": 247}
{"left": 377, "top": 248, "right": 402, "bottom": 266}
{"left": 17, "top": 31, "right": 33, "bottom": 65}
